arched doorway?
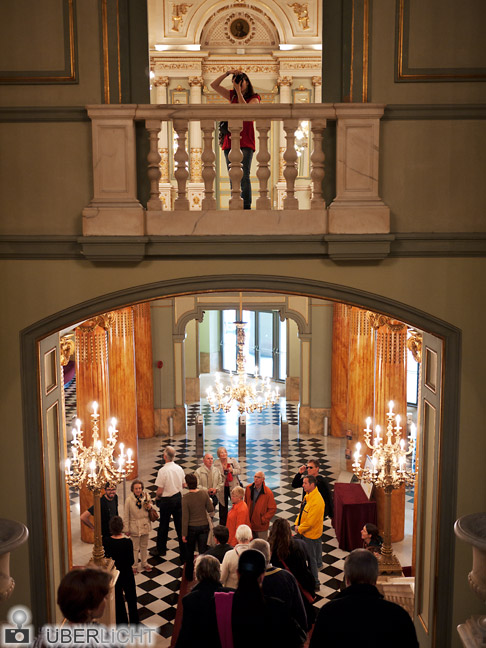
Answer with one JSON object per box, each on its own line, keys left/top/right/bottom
{"left": 22, "top": 275, "right": 460, "bottom": 645}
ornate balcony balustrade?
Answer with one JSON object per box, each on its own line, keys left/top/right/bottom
{"left": 82, "top": 103, "right": 390, "bottom": 239}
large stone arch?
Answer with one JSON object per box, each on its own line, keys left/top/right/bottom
{"left": 21, "top": 274, "right": 460, "bottom": 638}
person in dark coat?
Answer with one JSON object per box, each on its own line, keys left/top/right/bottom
{"left": 204, "top": 524, "right": 233, "bottom": 562}
{"left": 309, "top": 549, "right": 419, "bottom": 648}
{"left": 250, "top": 538, "right": 308, "bottom": 634}
{"left": 104, "top": 516, "right": 139, "bottom": 625}
{"left": 292, "top": 457, "right": 334, "bottom": 520}
{"left": 268, "top": 517, "right": 316, "bottom": 627}
{"left": 175, "top": 554, "right": 233, "bottom": 648}
{"left": 80, "top": 484, "right": 118, "bottom": 548}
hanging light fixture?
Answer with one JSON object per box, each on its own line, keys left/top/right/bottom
{"left": 206, "top": 294, "right": 279, "bottom": 415}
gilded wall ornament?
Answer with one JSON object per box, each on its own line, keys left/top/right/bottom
{"left": 60, "top": 336, "right": 75, "bottom": 366}
{"left": 407, "top": 330, "right": 423, "bottom": 363}
{"left": 289, "top": 3, "right": 310, "bottom": 30}
{"left": 171, "top": 3, "right": 192, "bottom": 32}
{"left": 190, "top": 148, "right": 203, "bottom": 183}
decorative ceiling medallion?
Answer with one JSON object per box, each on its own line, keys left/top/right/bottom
{"left": 225, "top": 12, "right": 255, "bottom": 45}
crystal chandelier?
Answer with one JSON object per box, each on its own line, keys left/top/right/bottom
{"left": 352, "top": 401, "right": 416, "bottom": 573}
{"left": 206, "top": 299, "right": 279, "bottom": 415}
{"left": 65, "top": 401, "right": 133, "bottom": 566}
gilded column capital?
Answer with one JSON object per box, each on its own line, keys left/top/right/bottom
{"left": 367, "top": 311, "right": 406, "bottom": 332}
{"left": 153, "top": 76, "right": 169, "bottom": 87}
{"left": 60, "top": 336, "right": 75, "bottom": 366}
{"left": 407, "top": 330, "right": 423, "bottom": 363}
{"left": 189, "top": 76, "right": 204, "bottom": 87}
{"left": 278, "top": 76, "right": 293, "bottom": 87}
{"left": 312, "top": 76, "right": 322, "bottom": 86}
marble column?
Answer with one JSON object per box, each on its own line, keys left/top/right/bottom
{"left": 133, "top": 303, "right": 155, "bottom": 439}
{"left": 373, "top": 321, "right": 408, "bottom": 542}
{"left": 188, "top": 77, "right": 204, "bottom": 210}
{"left": 75, "top": 320, "right": 111, "bottom": 542}
{"left": 345, "top": 307, "right": 375, "bottom": 470}
{"left": 154, "top": 76, "right": 172, "bottom": 210}
{"left": 107, "top": 308, "right": 138, "bottom": 479}
{"left": 331, "top": 303, "right": 349, "bottom": 437}
{"left": 277, "top": 77, "right": 293, "bottom": 209}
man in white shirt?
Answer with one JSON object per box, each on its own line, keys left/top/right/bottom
{"left": 150, "top": 445, "right": 186, "bottom": 559}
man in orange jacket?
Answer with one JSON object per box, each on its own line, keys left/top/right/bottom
{"left": 244, "top": 470, "right": 277, "bottom": 540}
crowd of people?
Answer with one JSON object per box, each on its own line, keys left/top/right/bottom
{"left": 72, "top": 443, "right": 418, "bottom": 646}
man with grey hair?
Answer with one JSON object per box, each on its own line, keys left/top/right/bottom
{"left": 195, "top": 452, "right": 223, "bottom": 510}
{"left": 309, "top": 549, "right": 419, "bottom": 647}
{"left": 175, "top": 554, "right": 232, "bottom": 648}
{"left": 250, "top": 538, "right": 308, "bottom": 633}
{"left": 244, "top": 470, "right": 277, "bottom": 540}
{"left": 150, "top": 445, "right": 186, "bottom": 559}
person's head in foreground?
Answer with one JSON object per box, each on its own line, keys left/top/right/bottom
{"left": 57, "top": 567, "right": 112, "bottom": 623}
{"left": 344, "top": 548, "right": 379, "bottom": 587}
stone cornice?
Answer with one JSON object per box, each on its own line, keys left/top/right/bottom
{"left": 0, "top": 233, "right": 485, "bottom": 262}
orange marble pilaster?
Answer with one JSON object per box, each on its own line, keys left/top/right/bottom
{"left": 331, "top": 303, "right": 350, "bottom": 438}
{"left": 107, "top": 308, "right": 138, "bottom": 479}
{"left": 133, "top": 303, "right": 155, "bottom": 439}
{"left": 346, "top": 307, "right": 375, "bottom": 470}
{"left": 75, "top": 322, "right": 110, "bottom": 543}
{"left": 374, "top": 324, "right": 407, "bottom": 542}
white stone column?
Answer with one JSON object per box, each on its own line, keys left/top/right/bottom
{"left": 154, "top": 76, "right": 172, "bottom": 210}
{"left": 277, "top": 76, "right": 293, "bottom": 209}
{"left": 188, "top": 77, "right": 204, "bottom": 210}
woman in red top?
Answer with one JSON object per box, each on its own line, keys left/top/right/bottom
{"left": 211, "top": 69, "right": 261, "bottom": 209}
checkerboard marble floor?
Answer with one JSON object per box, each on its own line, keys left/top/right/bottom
{"left": 67, "top": 385, "right": 412, "bottom": 644}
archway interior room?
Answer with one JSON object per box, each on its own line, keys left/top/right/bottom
{"left": 62, "top": 291, "right": 423, "bottom": 638}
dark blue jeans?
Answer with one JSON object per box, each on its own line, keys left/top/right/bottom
{"left": 184, "top": 524, "right": 210, "bottom": 581}
{"left": 156, "top": 492, "right": 185, "bottom": 561}
{"left": 224, "top": 147, "right": 254, "bottom": 209}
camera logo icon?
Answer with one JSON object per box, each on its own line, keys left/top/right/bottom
{"left": 2, "top": 606, "right": 32, "bottom": 645}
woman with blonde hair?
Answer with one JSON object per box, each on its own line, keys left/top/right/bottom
{"left": 214, "top": 446, "right": 241, "bottom": 525}
{"left": 124, "top": 479, "right": 154, "bottom": 572}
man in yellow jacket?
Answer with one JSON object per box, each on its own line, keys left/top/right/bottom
{"left": 295, "top": 475, "right": 324, "bottom": 590}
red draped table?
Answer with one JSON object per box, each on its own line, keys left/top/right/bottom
{"left": 332, "top": 483, "right": 377, "bottom": 551}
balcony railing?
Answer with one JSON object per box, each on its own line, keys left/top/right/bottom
{"left": 82, "top": 103, "right": 390, "bottom": 238}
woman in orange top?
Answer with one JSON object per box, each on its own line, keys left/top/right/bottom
{"left": 226, "top": 486, "right": 251, "bottom": 546}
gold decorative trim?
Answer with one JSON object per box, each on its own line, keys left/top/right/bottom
{"left": 397, "top": 0, "right": 486, "bottom": 81}
{"left": 190, "top": 148, "right": 203, "bottom": 183}
{"left": 362, "top": 0, "right": 369, "bottom": 102}
{"left": 0, "top": 0, "right": 77, "bottom": 84}
{"left": 101, "top": 0, "right": 110, "bottom": 104}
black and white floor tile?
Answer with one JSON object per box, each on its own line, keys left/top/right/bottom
{"left": 66, "top": 395, "right": 355, "bottom": 641}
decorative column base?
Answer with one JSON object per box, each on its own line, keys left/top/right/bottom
{"left": 457, "top": 615, "right": 486, "bottom": 648}
{"left": 188, "top": 183, "right": 204, "bottom": 210}
{"left": 155, "top": 407, "right": 186, "bottom": 436}
{"left": 299, "top": 407, "right": 331, "bottom": 435}
{"left": 328, "top": 200, "right": 390, "bottom": 234}
{"left": 82, "top": 204, "right": 145, "bottom": 236}
{"left": 378, "top": 551, "right": 403, "bottom": 576}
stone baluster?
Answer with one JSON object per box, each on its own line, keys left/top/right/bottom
{"left": 310, "top": 118, "right": 326, "bottom": 209}
{"left": 201, "top": 120, "right": 216, "bottom": 210}
{"left": 255, "top": 119, "right": 271, "bottom": 210}
{"left": 228, "top": 119, "right": 243, "bottom": 210}
{"left": 173, "top": 118, "right": 190, "bottom": 211}
{"left": 283, "top": 118, "right": 299, "bottom": 209}
{"left": 146, "top": 121, "right": 162, "bottom": 212}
